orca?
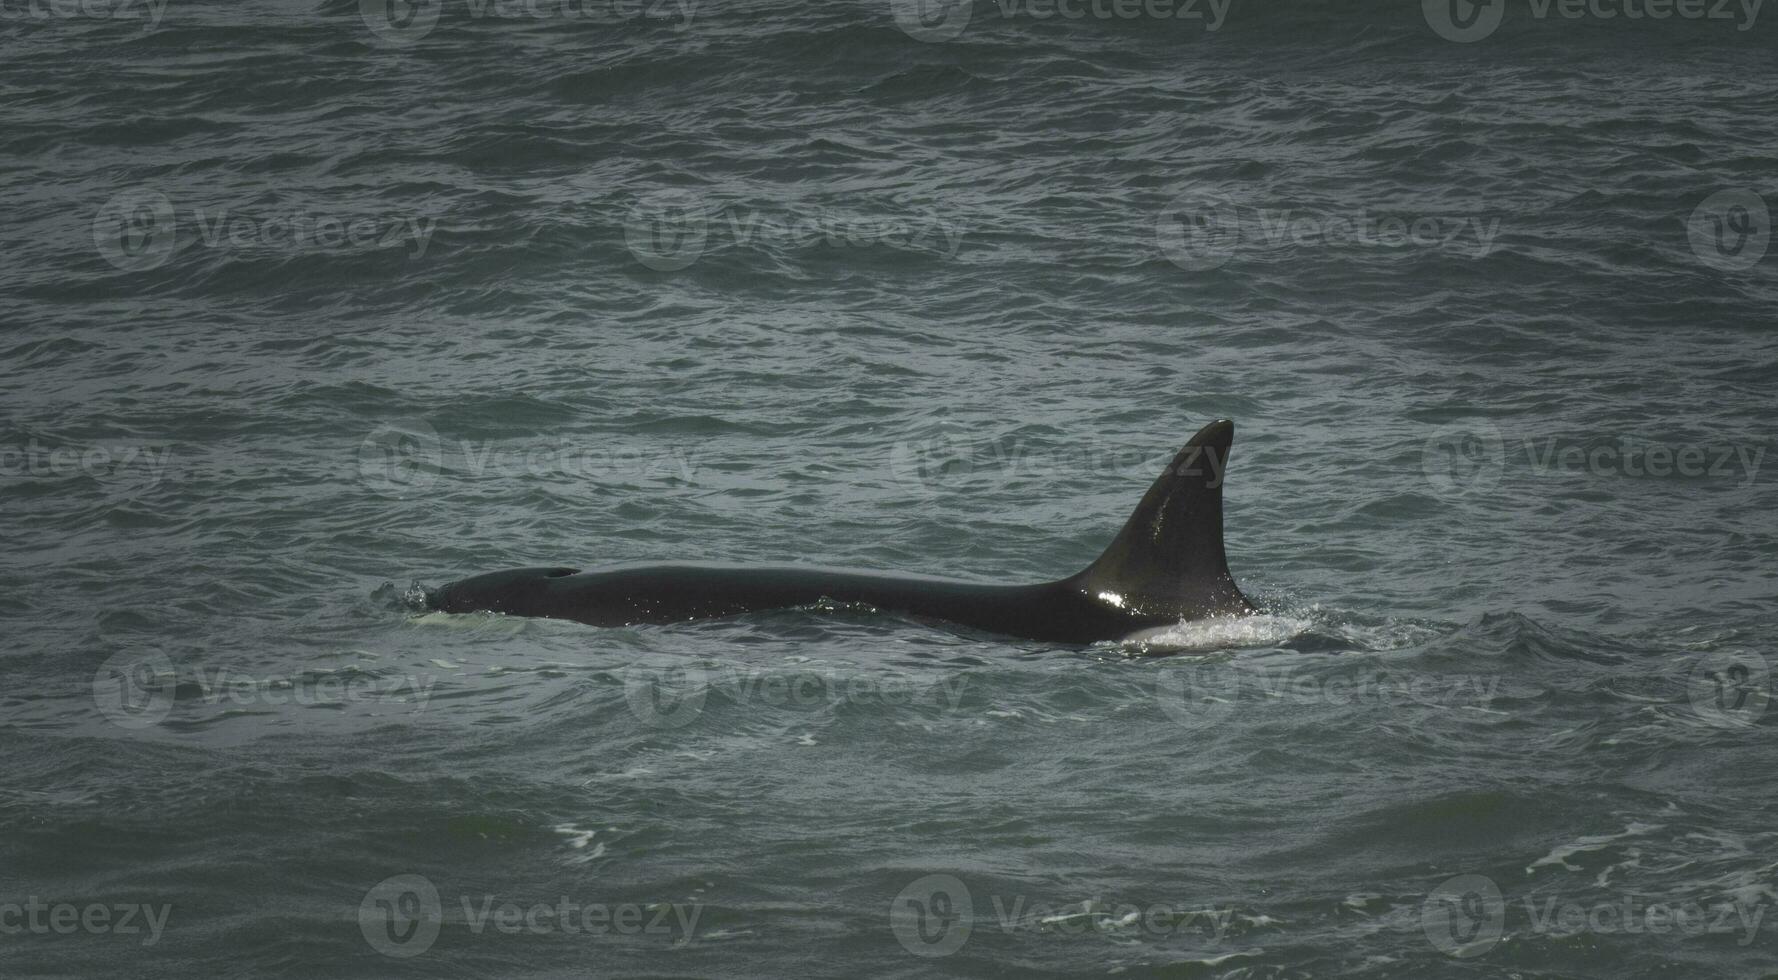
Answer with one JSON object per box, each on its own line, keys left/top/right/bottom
{"left": 425, "top": 419, "right": 1255, "bottom": 644}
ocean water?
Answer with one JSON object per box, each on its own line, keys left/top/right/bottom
{"left": 3, "top": 0, "right": 1777, "bottom": 976}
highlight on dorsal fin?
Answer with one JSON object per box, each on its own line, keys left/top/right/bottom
{"left": 1071, "top": 418, "right": 1254, "bottom": 618}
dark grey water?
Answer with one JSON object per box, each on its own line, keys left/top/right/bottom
{"left": 3, "top": 1, "right": 1776, "bottom": 976}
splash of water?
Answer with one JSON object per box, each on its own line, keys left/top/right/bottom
{"left": 1113, "top": 612, "right": 1314, "bottom": 656}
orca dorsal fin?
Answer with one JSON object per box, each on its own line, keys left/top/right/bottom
{"left": 1071, "top": 418, "right": 1253, "bottom": 618}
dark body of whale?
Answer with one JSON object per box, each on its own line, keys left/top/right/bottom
{"left": 427, "top": 419, "right": 1255, "bottom": 644}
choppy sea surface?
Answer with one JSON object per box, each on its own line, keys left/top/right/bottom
{"left": 3, "top": 1, "right": 1776, "bottom": 976}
